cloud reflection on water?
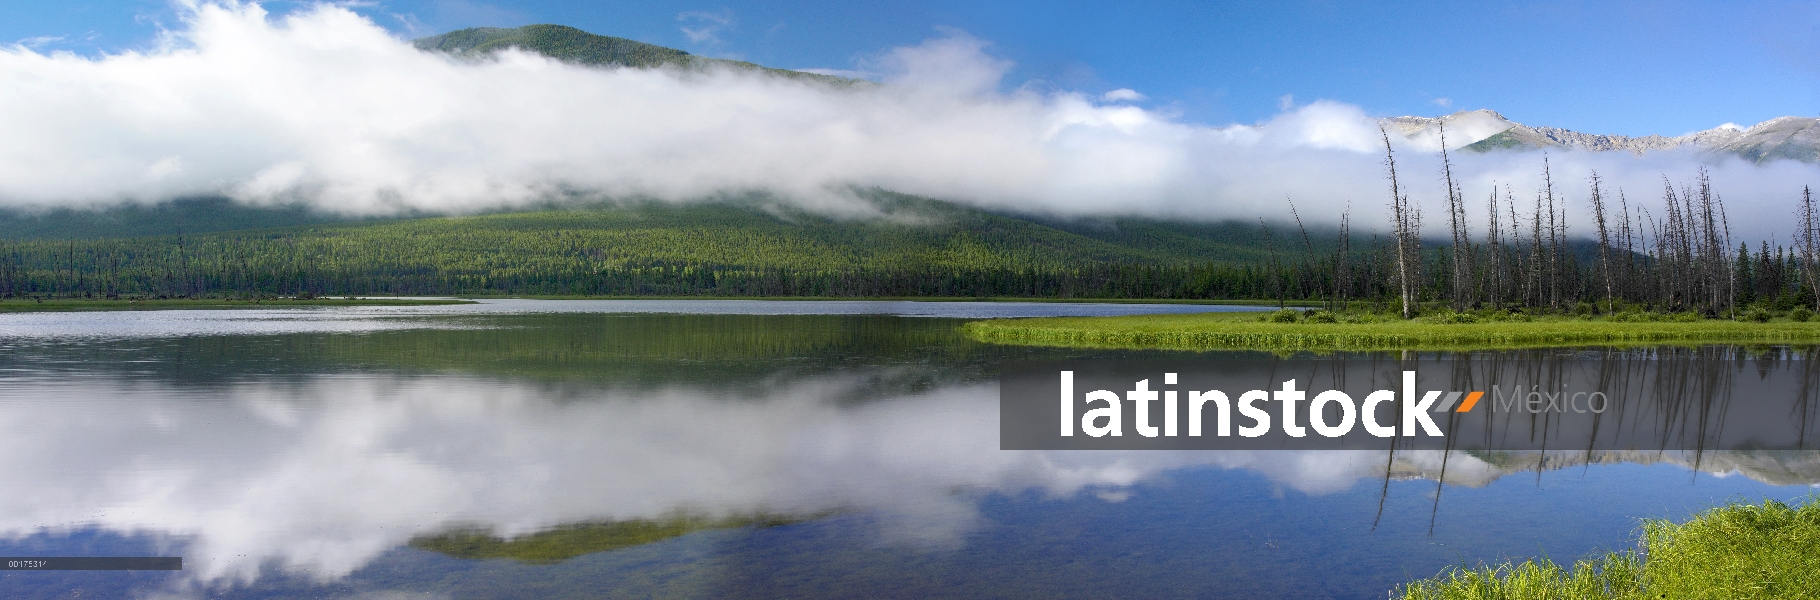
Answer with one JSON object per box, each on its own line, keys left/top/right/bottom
{"left": 0, "top": 373, "right": 1812, "bottom": 589}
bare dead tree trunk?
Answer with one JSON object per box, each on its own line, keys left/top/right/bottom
{"left": 1714, "top": 180, "right": 1735, "bottom": 317}
{"left": 1261, "top": 218, "right": 1284, "bottom": 309}
{"left": 1381, "top": 126, "right": 1419, "bottom": 318}
{"left": 1661, "top": 180, "right": 1688, "bottom": 310}
{"left": 1698, "top": 174, "right": 1717, "bottom": 313}
{"left": 1438, "top": 122, "right": 1471, "bottom": 311}
{"left": 1529, "top": 191, "right": 1544, "bottom": 309}
{"left": 1335, "top": 204, "right": 1352, "bottom": 310}
{"left": 1589, "top": 171, "right": 1615, "bottom": 312}
{"left": 1507, "top": 186, "right": 1524, "bottom": 309}
{"left": 1681, "top": 182, "right": 1700, "bottom": 312}
{"left": 1541, "top": 157, "right": 1563, "bottom": 310}
{"left": 1640, "top": 203, "right": 1667, "bottom": 309}
{"left": 1801, "top": 186, "right": 1820, "bottom": 311}
{"left": 1372, "top": 233, "right": 1391, "bottom": 312}
{"left": 1285, "top": 196, "right": 1320, "bottom": 307}
{"left": 1484, "top": 187, "right": 1503, "bottom": 309}
{"left": 1684, "top": 168, "right": 1731, "bottom": 316}
{"left": 1616, "top": 190, "right": 1635, "bottom": 303}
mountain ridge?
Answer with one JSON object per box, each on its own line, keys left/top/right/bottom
{"left": 412, "top": 24, "right": 867, "bottom": 87}
{"left": 1387, "top": 109, "right": 1820, "bottom": 163}
{"left": 408, "top": 24, "right": 1819, "bottom": 164}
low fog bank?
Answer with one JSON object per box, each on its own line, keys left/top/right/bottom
{"left": 1, "top": 2, "right": 1816, "bottom": 241}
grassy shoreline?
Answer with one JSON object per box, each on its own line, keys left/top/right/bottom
{"left": 0, "top": 294, "right": 1286, "bottom": 314}
{"left": 961, "top": 311, "right": 1820, "bottom": 351}
{"left": 455, "top": 294, "right": 1304, "bottom": 305}
{"left": 0, "top": 297, "right": 474, "bottom": 313}
{"left": 1397, "top": 497, "right": 1819, "bottom": 599}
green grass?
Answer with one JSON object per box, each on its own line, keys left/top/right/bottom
{"left": 1398, "top": 497, "right": 1820, "bottom": 599}
{"left": 0, "top": 297, "right": 472, "bottom": 312}
{"left": 457, "top": 293, "right": 1272, "bottom": 304}
{"left": 960, "top": 311, "right": 1820, "bottom": 351}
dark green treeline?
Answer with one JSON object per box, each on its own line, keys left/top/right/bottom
{"left": 0, "top": 235, "right": 1379, "bottom": 300}
{"left": 5, "top": 187, "right": 1813, "bottom": 307}
{"left": 0, "top": 200, "right": 1390, "bottom": 301}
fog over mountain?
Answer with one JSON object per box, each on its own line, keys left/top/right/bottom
{"left": 1, "top": 2, "right": 1817, "bottom": 240}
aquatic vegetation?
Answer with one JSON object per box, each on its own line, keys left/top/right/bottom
{"left": 961, "top": 311, "right": 1820, "bottom": 351}
{"left": 1301, "top": 309, "right": 1337, "bottom": 323}
{"left": 1397, "top": 497, "right": 1820, "bottom": 599}
{"left": 411, "top": 513, "right": 813, "bottom": 563}
{"left": 1265, "top": 308, "right": 1301, "bottom": 323}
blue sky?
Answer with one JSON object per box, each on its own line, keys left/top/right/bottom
{"left": 5, "top": 1, "right": 1819, "bottom": 137}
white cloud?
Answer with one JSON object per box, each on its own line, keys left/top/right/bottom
{"left": 871, "top": 28, "right": 1012, "bottom": 97}
{"left": 677, "top": 9, "right": 734, "bottom": 45}
{"left": 13, "top": 35, "right": 65, "bottom": 49}
{"left": 1432, "top": 97, "right": 1452, "bottom": 108}
{"left": 1101, "top": 88, "right": 1145, "bottom": 102}
{"left": 0, "top": 1, "right": 1814, "bottom": 241}
{"left": 389, "top": 12, "right": 429, "bottom": 36}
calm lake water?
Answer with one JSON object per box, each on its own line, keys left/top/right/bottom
{"left": 0, "top": 300, "right": 1814, "bottom": 599}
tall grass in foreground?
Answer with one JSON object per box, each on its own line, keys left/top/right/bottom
{"left": 1398, "top": 498, "right": 1820, "bottom": 600}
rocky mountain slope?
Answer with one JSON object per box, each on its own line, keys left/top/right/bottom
{"left": 1387, "top": 109, "right": 1820, "bottom": 163}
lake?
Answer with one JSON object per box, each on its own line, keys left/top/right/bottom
{"left": 0, "top": 300, "right": 1814, "bottom": 599}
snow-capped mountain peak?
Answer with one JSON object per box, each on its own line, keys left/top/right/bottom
{"left": 1381, "top": 110, "right": 1820, "bottom": 163}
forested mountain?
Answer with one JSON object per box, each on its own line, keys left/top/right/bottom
{"left": 0, "top": 197, "right": 380, "bottom": 240}
{"left": 0, "top": 193, "right": 1356, "bottom": 300}
{"left": 413, "top": 25, "right": 863, "bottom": 86}
{"left": 17, "top": 24, "right": 1783, "bottom": 306}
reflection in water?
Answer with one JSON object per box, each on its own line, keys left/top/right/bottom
{"left": 3, "top": 306, "right": 1819, "bottom": 598}
{"left": 2, "top": 373, "right": 1816, "bottom": 588}
{"left": 0, "top": 298, "right": 1268, "bottom": 341}
{"left": 410, "top": 512, "right": 821, "bottom": 563}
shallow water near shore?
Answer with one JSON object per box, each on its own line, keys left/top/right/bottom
{"left": 0, "top": 300, "right": 1814, "bottom": 599}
